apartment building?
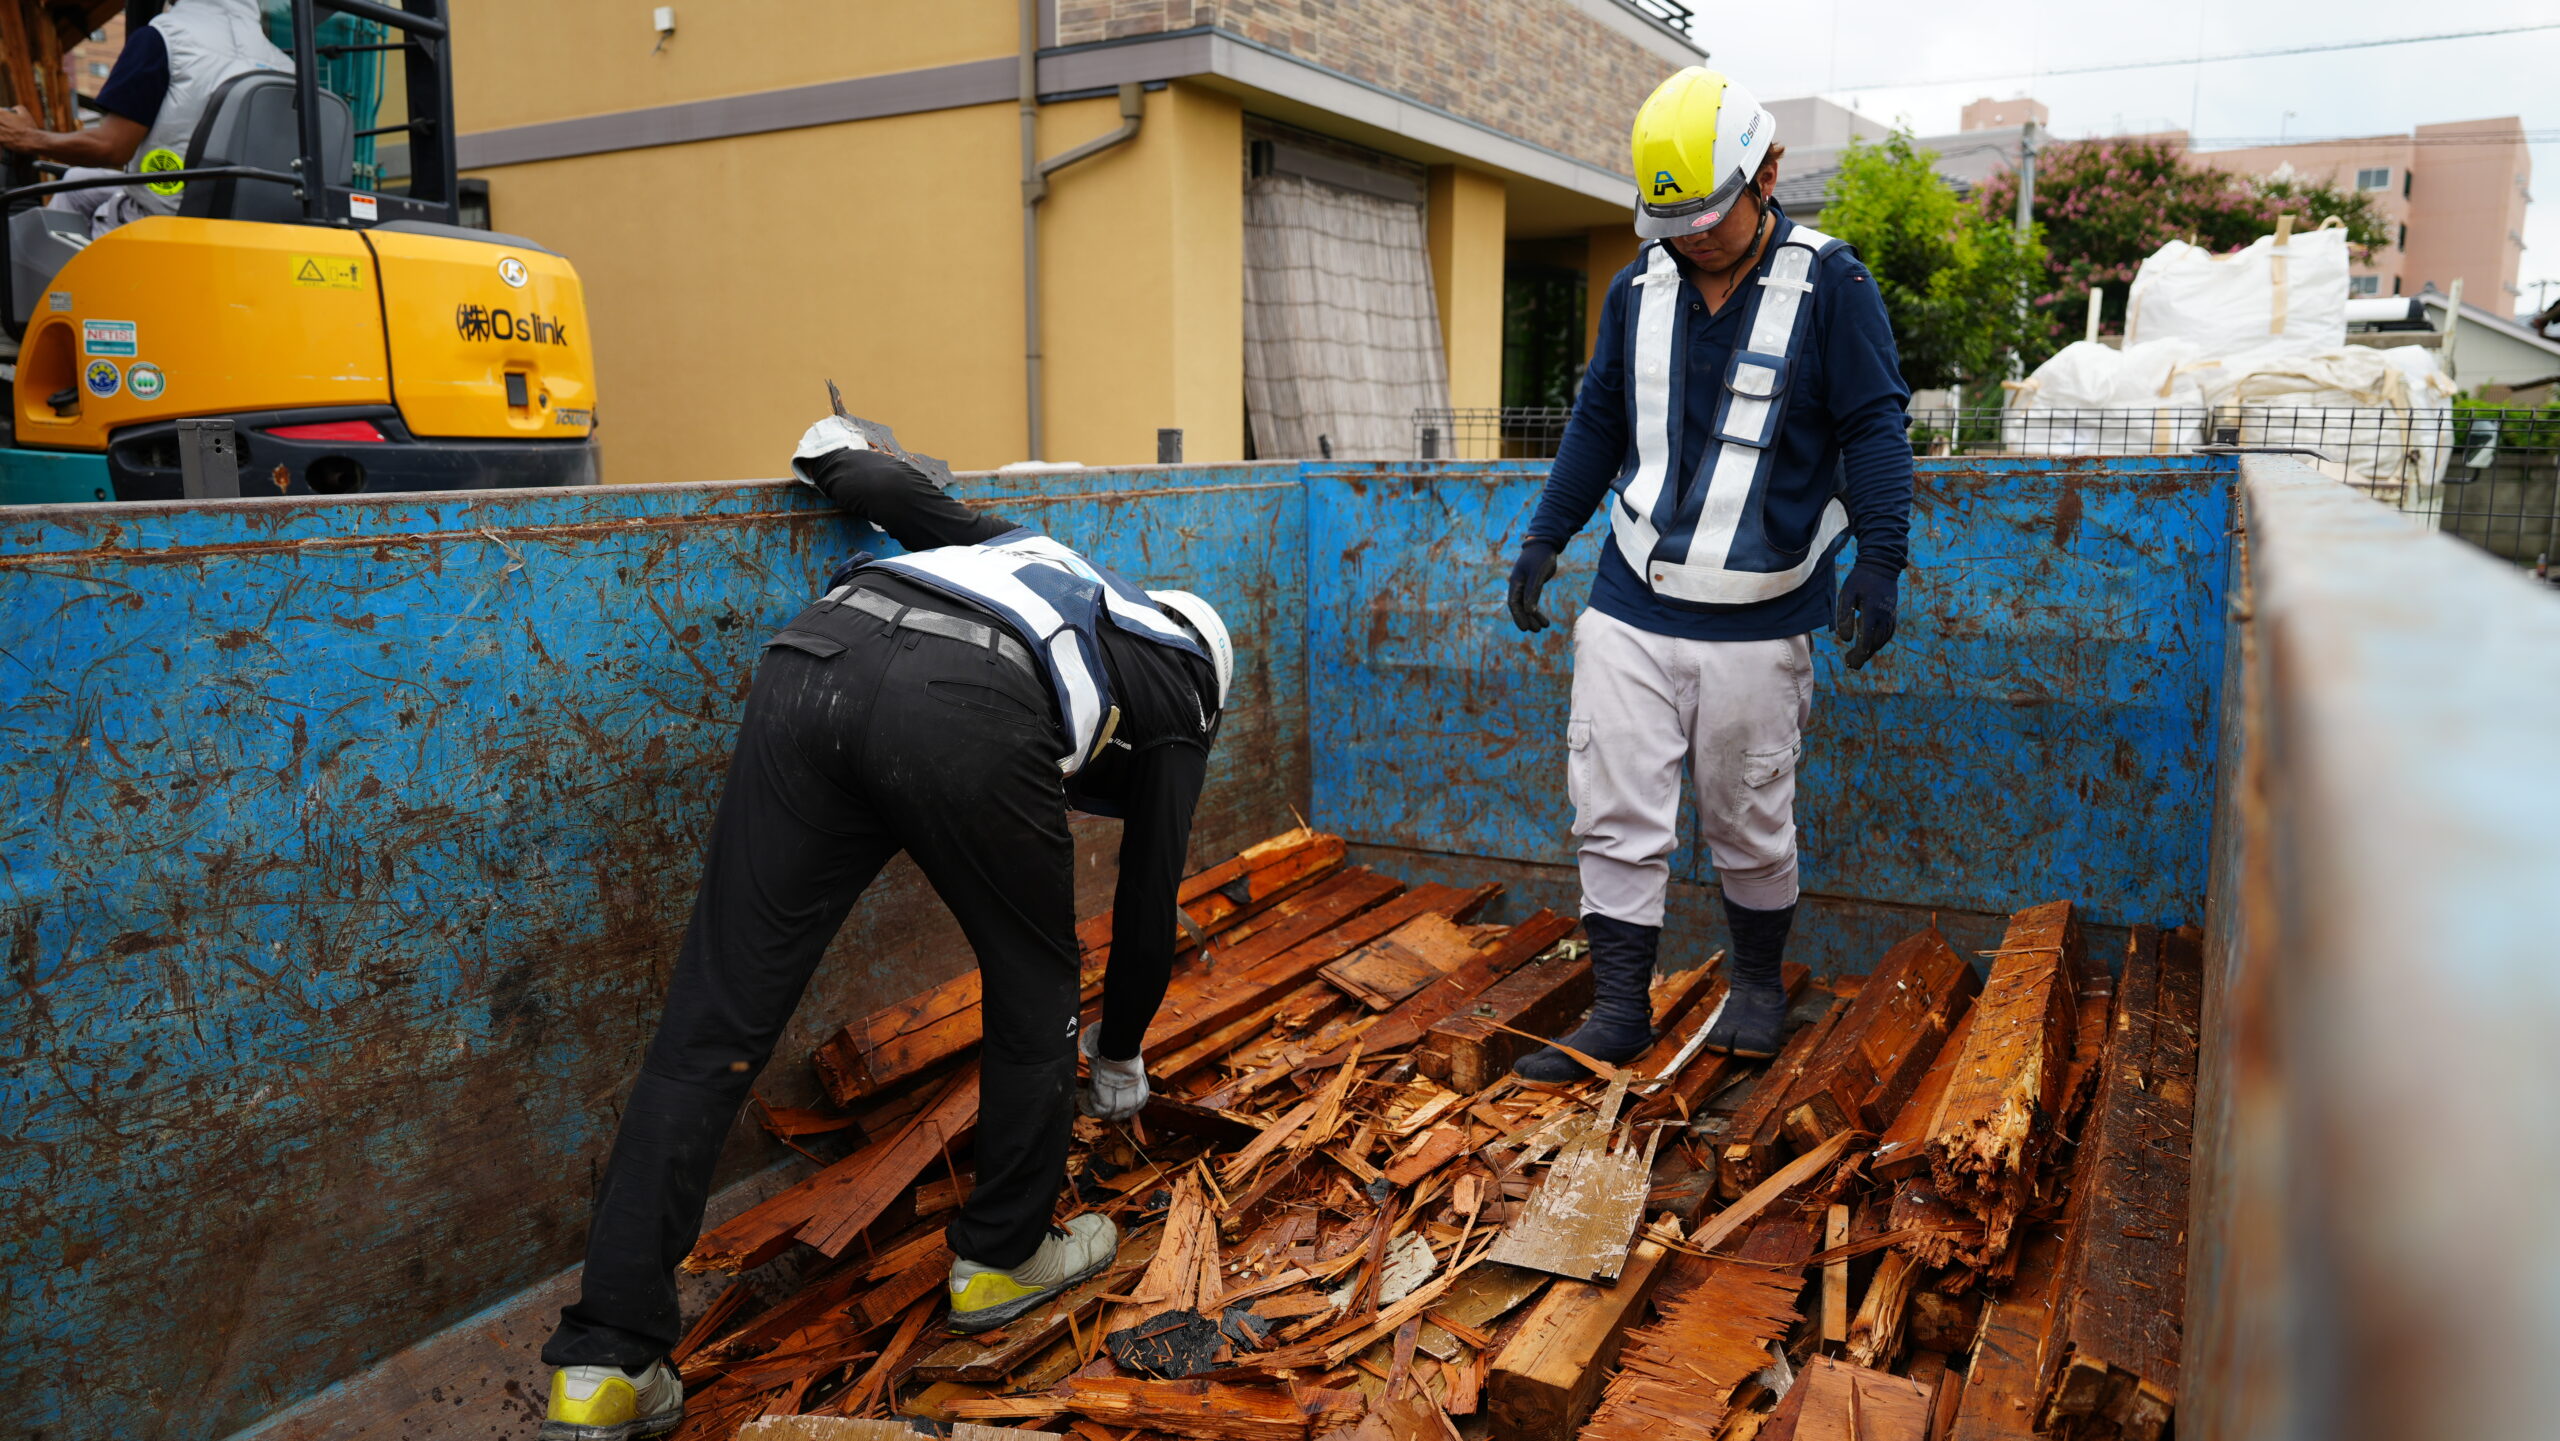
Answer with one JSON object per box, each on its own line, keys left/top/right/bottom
{"left": 2190, "top": 119, "right": 2532, "bottom": 307}
{"left": 449, "top": 1, "right": 1702, "bottom": 481}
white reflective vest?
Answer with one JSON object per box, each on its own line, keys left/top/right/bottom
{"left": 1608, "top": 226, "right": 1851, "bottom": 606}
{"left": 848, "top": 530, "right": 1210, "bottom": 777}
{"left": 126, "top": 0, "right": 294, "bottom": 216}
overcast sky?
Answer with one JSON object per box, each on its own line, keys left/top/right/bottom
{"left": 1693, "top": 0, "right": 2558, "bottom": 315}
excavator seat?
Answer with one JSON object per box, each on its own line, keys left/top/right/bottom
{"left": 179, "top": 69, "right": 354, "bottom": 224}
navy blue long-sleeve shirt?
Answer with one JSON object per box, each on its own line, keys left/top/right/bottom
{"left": 1527, "top": 207, "right": 1914, "bottom": 641}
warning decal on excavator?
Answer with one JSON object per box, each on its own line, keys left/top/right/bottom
{"left": 292, "top": 256, "right": 364, "bottom": 289}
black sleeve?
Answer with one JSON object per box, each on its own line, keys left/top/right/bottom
{"left": 797, "top": 447, "right": 1013, "bottom": 551}
{"left": 1095, "top": 742, "right": 1209, "bottom": 1059}
{"left": 94, "top": 26, "right": 170, "bottom": 127}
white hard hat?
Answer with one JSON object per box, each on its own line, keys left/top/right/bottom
{"left": 1146, "top": 589, "right": 1233, "bottom": 708}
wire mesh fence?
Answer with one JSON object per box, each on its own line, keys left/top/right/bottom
{"left": 1415, "top": 405, "right": 2560, "bottom": 577}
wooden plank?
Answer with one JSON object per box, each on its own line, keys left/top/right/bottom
{"left": 1780, "top": 929, "right": 1981, "bottom": 1150}
{"left": 1627, "top": 962, "right": 1811, "bottom": 1129}
{"left": 1717, "top": 1000, "right": 1845, "bottom": 1199}
{"left": 2034, "top": 926, "right": 2199, "bottom": 1441}
{"left": 1873, "top": 1005, "right": 1977, "bottom": 1182}
{"left": 1822, "top": 1204, "right": 1852, "bottom": 1344}
{"left": 1485, "top": 1074, "right": 1655, "bottom": 1281}
{"left": 1484, "top": 1222, "right": 1677, "bottom": 1441}
{"left": 1779, "top": 1357, "right": 1935, "bottom": 1441}
{"left": 1690, "top": 1130, "right": 1859, "bottom": 1257}
{"left": 956, "top": 1377, "right": 1324, "bottom": 1441}
{"left": 1947, "top": 1228, "right": 2065, "bottom": 1441}
{"left": 816, "top": 833, "right": 1355, "bottom": 1103}
{"left": 1923, "top": 901, "right": 2086, "bottom": 1262}
{"left": 1415, "top": 1263, "right": 1550, "bottom": 1362}
{"left": 1581, "top": 1224, "right": 1808, "bottom": 1441}
{"left": 1292, "top": 911, "right": 1577, "bottom": 1077}
{"left": 1414, "top": 949, "right": 1595, "bottom": 1093}
{"left": 1321, "top": 912, "right": 1490, "bottom": 1010}
{"left": 1147, "top": 880, "right": 1485, "bottom": 1064}
{"left": 686, "top": 1067, "right": 980, "bottom": 1272}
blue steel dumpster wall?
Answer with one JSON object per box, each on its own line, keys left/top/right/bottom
{"left": 0, "top": 468, "right": 1304, "bottom": 1439}
{"left": 1304, "top": 458, "right": 2231, "bottom": 945}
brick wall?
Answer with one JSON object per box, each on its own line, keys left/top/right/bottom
{"left": 1055, "top": 1, "right": 1687, "bottom": 176}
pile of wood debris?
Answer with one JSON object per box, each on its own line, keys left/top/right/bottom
{"left": 663, "top": 829, "right": 2201, "bottom": 1441}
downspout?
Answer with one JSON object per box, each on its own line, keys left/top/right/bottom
{"left": 1019, "top": 0, "right": 1144, "bottom": 462}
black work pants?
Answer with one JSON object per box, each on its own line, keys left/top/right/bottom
{"left": 543, "top": 596, "right": 1082, "bottom": 1368}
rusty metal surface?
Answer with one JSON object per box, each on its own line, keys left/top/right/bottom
{"left": 1301, "top": 457, "right": 2233, "bottom": 930}
{"left": 2184, "top": 458, "right": 2560, "bottom": 1441}
{"left": 0, "top": 467, "right": 1304, "bottom": 1440}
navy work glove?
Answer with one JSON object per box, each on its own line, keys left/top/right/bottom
{"left": 1833, "top": 565, "right": 1899, "bottom": 670}
{"left": 1507, "top": 539, "right": 1560, "bottom": 632}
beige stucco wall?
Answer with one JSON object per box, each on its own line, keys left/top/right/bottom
{"left": 447, "top": 0, "right": 1015, "bottom": 133}
{"left": 1429, "top": 165, "right": 1509, "bottom": 439}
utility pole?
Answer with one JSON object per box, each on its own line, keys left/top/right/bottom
{"left": 2014, "top": 118, "right": 2041, "bottom": 240}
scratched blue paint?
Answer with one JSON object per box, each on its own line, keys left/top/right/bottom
{"left": 2, "top": 456, "right": 2222, "bottom": 1438}
{"left": 1302, "top": 456, "right": 2231, "bottom": 929}
{"left": 0, "top": 468, "right": 1303, "bottom": 1440}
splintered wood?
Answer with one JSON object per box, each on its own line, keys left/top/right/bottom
{"left": 1920, "top": 901, "right": 2087, "bottom": 1266}
{"left": 652, "top": 850, "right": 2199, "bottom": 1441}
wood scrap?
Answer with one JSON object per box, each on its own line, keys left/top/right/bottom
{"left": 2033, "top": 926, "right": 2199, "bottom": 1441}
{"left": 1872, "top": 1006, "right": 1975, "bottom": 1182}
{"left": 1922, "top": 901, "right": 2087, "bottom": 1262}
{"left": 1579, "top": 1218, "right": 1806, "bottom": 1441}
{"left": 1764, "top": 1357, "right": 1934, "bottom": 1441}
{"left": 1947, "top": 1229, "right": 2064, "bottom": 1441}
{"left": 1843, "top": 1250, "right": 1921, "bottom": 1369}
{"left": 953, "top": 1376, "right": 1327, "bottom": 1441}
{"left": 1485, "top": 1074, "right": 1656, "bottom": 1281}
{"left": 1414, "top": 946, "right": 1595, "bottom": 1093}
{"left": 1415, "top": 1263, "right": 1549, "bottom": 1362}
{"left": 1691, "top": 1131, "right": 1860, "bottom": 1257}
{"left": 1717, "top": 1001, "right": 1846, "bottom": 1198}
{"left": 1485, "top": 1220, "right": 1678, "bottom": 1441}
{"left": 1289, "top": 912, "right": 1577, "bottom": 1079}
{"left": 1780, "top": 929, "right": 1979, "bottom": 1151}
{"left": 1822, "top": 1204, "right": 1852, "bottom": 1344}
{"left": 1628, "top": 962, "right": 1811, "bottom": 1129}
{"left": 687, "top": 1067, "right": 981, "bottom": 1272}
{"left": 1323, "top": 912, "right": 1495, "bottom": 1010}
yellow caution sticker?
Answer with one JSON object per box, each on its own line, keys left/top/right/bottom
{"left": 291, "top": 256, "right": 364, "bottom": 289}
{"left": 138, "top": 148, "right": 186, "bottom": 197}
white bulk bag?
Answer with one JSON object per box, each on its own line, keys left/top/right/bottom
{"left": 2001, "top": 339, "right": 2207, "bottom": 454}
{"left": 2206, "top": 345, "right": 2456, "bottom": 497}
{"left": 2124, "top": 221, "right": 2351, "bottom": 359}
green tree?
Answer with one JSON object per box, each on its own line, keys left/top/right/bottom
{"left": 1971, "top": 136, "right": 2391, "bottom": 367}
{"left": 1819, "top": 131, "right": 2049, "bottom": 392}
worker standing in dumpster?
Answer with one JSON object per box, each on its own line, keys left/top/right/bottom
{"left": 1503, "top": 67, "right": 1912, "bottom": 1079}
{"left": 537, "top": 415, "right": 1234, "bottom": 1440}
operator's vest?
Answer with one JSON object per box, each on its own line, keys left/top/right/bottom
{"left": 848, "top": 529, "right": 1210, "bottom": 777}
{"left": 1608, "top": 225, "right": 1852, "bottom": 606}
{"left": 126, "top": 0, "right": 294, "bottom": 216}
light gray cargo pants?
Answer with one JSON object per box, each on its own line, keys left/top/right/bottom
{"left": 1567, "top": 607, "right": 1812, "bottom": 924}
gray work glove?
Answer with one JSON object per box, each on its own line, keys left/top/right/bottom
{"left": 1077, "top": 1026, "right": 1150, "bottom": 1121}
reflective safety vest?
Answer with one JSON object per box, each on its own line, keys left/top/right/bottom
{"left": 127, "top": 0, "right": 294, "bottom": 217}
{"left": 849, "top": 529, "right": 1210, "bottom": 777}
{"left": 1608, "top": 225, "right": 1851, "bottom": 606}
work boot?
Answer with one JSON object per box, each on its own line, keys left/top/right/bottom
{"left": 1702, "top": 897, "right": 1796, "bottom": 1059}
{"left": 540, "top": 1359, "right": 683, "bottom": 1441}
{"left": 948, "top": 1212, "right": 1119, "bottom": 1334}
{"left": 1514, "top": 913, "right": 1658, "bottom": 1082}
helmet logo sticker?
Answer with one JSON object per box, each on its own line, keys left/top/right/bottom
{"left": 1651, "top": 170, "right": 1685, "bottom": 198}
{"left": 1692, "top": 211, "right": 1722, "bottom": 230}
{"left": 1739, "top": 109, "right": 1765, "bottom": 148}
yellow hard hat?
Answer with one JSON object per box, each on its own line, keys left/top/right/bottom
{"left": 1631, "top": 67, "right": 1776, "bottom": 239}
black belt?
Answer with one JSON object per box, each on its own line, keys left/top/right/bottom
{"left": 841, "top": 587, "right": 1038, "bottom": 681}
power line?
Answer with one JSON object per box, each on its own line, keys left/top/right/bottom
{"left": 1833, "top": 21, "right": 2560, "bottom": 93}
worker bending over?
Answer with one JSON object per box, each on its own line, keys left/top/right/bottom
{"left": 1506, "top": 67, "right": 1913, "bottom": 1078}
{"left": 0, "top": 0, "right": 289, "bottom": 235}
{"left": 540, "top": 417, "right": 1233, "bottom": 1440}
